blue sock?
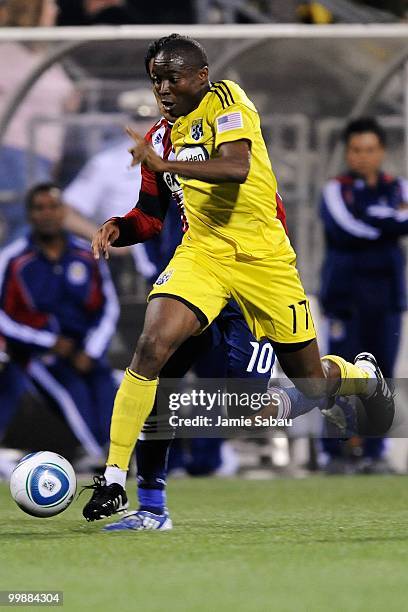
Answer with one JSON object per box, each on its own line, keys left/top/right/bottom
{"left": 136, "top": 438, "right": 172, "bottom": 515}
{"left": 275, "top": 387, "right": 357, "bottom": 437}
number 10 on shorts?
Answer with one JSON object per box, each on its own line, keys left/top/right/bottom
{"left": 247, "top": 342, "right": 274, "bottom": 374}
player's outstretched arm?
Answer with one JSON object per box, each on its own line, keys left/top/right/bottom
{"left": 126, "top": 126, "right": 250, "bottom": 184}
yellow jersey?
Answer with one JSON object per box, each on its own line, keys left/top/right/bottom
{"left": 171, "top": 79, "right": 290, "bottom": 259}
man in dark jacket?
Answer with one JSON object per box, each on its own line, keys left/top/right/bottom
{"left": 320, "top": 117, "right": 408, "bottom": 472}
{"left": 0, "top": 183, "right": 119, "bottom": 462}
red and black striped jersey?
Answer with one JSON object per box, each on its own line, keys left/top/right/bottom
{"left": 142, "top": 119, "right": 189, "bottom": 233}
{"left": 111, "top": 118, "right": 187, "bottom": 246}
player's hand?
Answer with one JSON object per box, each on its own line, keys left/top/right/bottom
{"left": 53, "top": 336, "right": 75, "bottom": 358}
{"left": 126, "top": 126, "right": 166, "bottom": 172}
{"left": 92, "top": 220, "right": 120, "bottom": 260}
{"left": 71, "top": 351, "right": 94, "bottom": 374}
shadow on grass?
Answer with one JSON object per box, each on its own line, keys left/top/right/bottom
{"left": 0, "top": 523, "right": 100, "bottom": 540}
{"left": 310, "top": 535, "right": 408, "bottom": 544}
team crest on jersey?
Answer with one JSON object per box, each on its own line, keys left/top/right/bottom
{"left": 67, "top": 261, "right": 88, "bottom": 285}
{"left": 191, "top": 118, "right": 204, "bottom": 141}
{"left": 155, "top": 269, "right": 174, "bottom": 286}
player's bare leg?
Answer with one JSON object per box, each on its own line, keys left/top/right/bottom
{"left": 82, "top": 296, "right": 201, "bottom": 522}
{"left": 273, "top": 339, "right": 337, "bottom": 397}
{"left": 129, "top": 296, "right": 201, "bottom": 378}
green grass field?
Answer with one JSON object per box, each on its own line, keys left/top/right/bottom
{"left": 1, "top": 476, "right": 408, "bottom": 611}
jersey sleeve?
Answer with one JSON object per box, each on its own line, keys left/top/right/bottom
{"left": 111, "top": 207, "right": 163, "bottom": 246}
{"left": 0, "top": 249, "right": 57, "bottom": 350}
{"left": 399, "top": 177, "right": 408, "bottom": 203}
{"left": 213, "top": 103, "right": 257, "bottom": 150}
{"left": 320, "top": 179, "right": 381, "bottom": 247}
{"left": 83, "top": 259, "right": 119, "bottom": 359}
{"left": 208, "top": 82, "right": 258, "bottom": 150}
{"left": 141, "top": 161, "right": 160, "bottom": 197}
{"left": 363, "top": 204, "right": 408, "bottom": 237}
{"left": 108, "top": 164, "right": 171, "bottom": 247}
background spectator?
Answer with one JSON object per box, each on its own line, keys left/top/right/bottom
{"left": 319, "top": 117, "right": 408, "bottom": 473}
{"left": 0, "top": 183, "right": 119, "bottom": 470}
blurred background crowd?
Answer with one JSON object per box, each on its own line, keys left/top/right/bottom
{"left": 1, "top": 0, "right": 408, "bottom": 480}
{"left": 2, "top": 0, "right": 406, "bottom": 26}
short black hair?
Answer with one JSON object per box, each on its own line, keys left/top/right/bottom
{"left": 144, "top": 33, "right": 208, "bottom": 76}
{"left": 26, "top": 182, "right": 61, "bottom": 210}
{"left": 343, "top": 117, "right": 386, "bottom": 147}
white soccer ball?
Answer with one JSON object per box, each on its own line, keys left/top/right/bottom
{"left": 9, "top": 451, "right": 76, "bottom": 518}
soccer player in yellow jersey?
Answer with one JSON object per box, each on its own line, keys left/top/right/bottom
{"left": 83, "top": 34, "right": 394, "bottom": 524}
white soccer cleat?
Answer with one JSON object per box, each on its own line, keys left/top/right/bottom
{"left": 103, "top": 509, "right": 173, "bottom": 532}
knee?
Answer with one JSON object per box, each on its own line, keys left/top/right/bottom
{"left": 133, "top": 332, "right": 173, "bottom": 375}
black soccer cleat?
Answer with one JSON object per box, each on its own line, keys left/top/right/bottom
{"left": 82, "top": 475, "right": 128, "bottom": 522}
{"left": 354, "top": 352, "right": 395, "bottom": 435}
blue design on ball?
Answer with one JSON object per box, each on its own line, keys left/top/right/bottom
{"left": 18, "top": 452, "right": 40, "bottom": 465}
{"left": 28, "top": 464, "right": 70, "bottom": 506}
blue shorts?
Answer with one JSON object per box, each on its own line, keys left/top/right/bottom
{"left": 161, "top": 299, "right": 275, "bottom": 379}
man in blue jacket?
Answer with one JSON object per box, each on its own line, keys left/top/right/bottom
{"left": 320, "top": 117, "right": 408, "bottom": 471}
{"left": 0, "top": 183, "right": 120, "bottom": 462}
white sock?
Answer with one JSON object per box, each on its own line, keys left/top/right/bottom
{"left": 104, "top": 465, "right": 127, "bottom": 489}
{"left": 268, "top": 387, "right": 291, "bottom": 420}
{"left": 357, "top": 365, "right": 378, "bottom": 398}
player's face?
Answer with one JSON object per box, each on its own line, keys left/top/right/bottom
{"left": 149, "top": 58, "right": 176, "bottom": 123}
{"left": 346, "top": 132, "right": 385, "bottom": 179}
{"left": 28, "top": 189, "right": 65, "bottom": 237}
{"left": 150, "top": 53, "right": 208, "bottom": 118}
